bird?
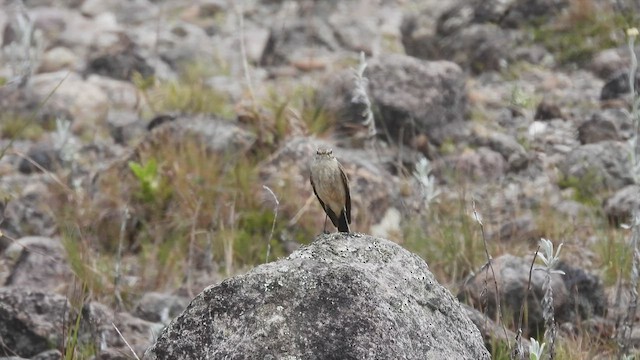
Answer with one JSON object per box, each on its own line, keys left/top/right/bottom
{"left": 309, "top": 147, "right": 351, "bottom": 233}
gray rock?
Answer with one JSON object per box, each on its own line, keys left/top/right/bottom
{"left": 17, "top": 143, "right": 60, "bottom": 174}
{"left": 0, "top": 288, "right": 71, "bottom": 358}
{"left": 590, "top": 48, "right": 629, "bottom": 79}
{"left": 315, "top": 67, "right": 376, "bottom": 148}
{"left": 0, "top": 177, "right": 57, "bottom": 246}
{"left": 487, "top": 214, "right": 540, "bottom": 243}
{"left": 559, "top": 141, "right": 634, "bottom": 192}
{"left": 3, "top": 236, "right": 71, "bottom": 292}
{"left": 601, "top": 70, "right": 640, "bottom": 101}
{"left": 38, "top": 46, "right": 80, "bottom": 73}
{"left": 367, "top": 54, "right": 467, "bottom": 148}
{"left": 260, "top": 17, "right": 339, "bottom": 68}
{"left": 535, "top": 99, "right": 564, "bottom": 121}
{"left": 459, "top": 254, "right": 605, "bottom": 337}
{"left": 28, "top": 71, "right": 109, "bottom": 132}
{"left": 578, "top": 108, "right": 633, "bottom": 144}
{"left": 145, "top": 234, "right": 490, "bottom": 360}
{"left": 435, "top": 147, "right": 507, "bottom": 182}
{"left": 133, "top": 292, "right": 190, "bottom": 324}
{"left": 471, "top": 127, "right": 529, "bottom": 172}
{"left": 78, "top": 302, "right": 162, "bottom": 358}
{"left": 603, "top": 185, "right": 640, "bottom": 226}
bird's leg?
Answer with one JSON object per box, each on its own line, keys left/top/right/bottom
{"left": 323, "top": 214, "right": 329, "bottom": 234}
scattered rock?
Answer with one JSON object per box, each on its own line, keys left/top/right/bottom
{"left": 0, "top": 177, "right": 57, "bottom": 245}
{"left": 86, "top": 45, "right": 154, "bottom": 81}
{"left": 0, "top": 288, "right": 72, "bottom": 358}
{"left": 559, "top": 141, "right": 634, "bottom": 192}
{"left": 578, "top": 108, "right": 633, "bottom": 144}
{"left": 535, "top": 99, "right": 564, "bottom": 120}
{"left": 315, "top": 67, "right": 376, "bottom": 148}
{"left": 17, "top": 143, "right": 60, "bottom": 174}
{"left": 367, "top": 54, "right": 468, "bottom": 149}
{"left": 133, "top": 292, "right": 190, "bottom": 324}
{"left": 38, "top": 46, "right": 80, "bottom": 73}
{"left": 3, "top": 236, "right": 71, "bottom": 292}
{"left": 145, "top": 234, "right": 490, "bottom": 360}
{"left": 590, "top": 48, "right": 629, "bottom": 79}
{"left": 28, "top": 71, "right": 110, "bottom": 132}
{"left": 601, "top": 70, "right": 640, "bottom": 101}
{"left": 261, "top": 17, "right": 339, "bottom": 68}
{"left": 87, "top": 74, "right": 142, "bottom": 111}
{"left": 603, "top": 185, "right": 640, "bottom": 226}
{"left": 459, "top": 254, "right": 605, "bottom": 337}
{"left": 435, "top": 147, "right": 507, "bottom": 182}
{"left": 471, "top": 127, "right": 529, "bottom": 172}
{"left": 487, "top": 214, "right": 540, "bottom": 243}
{"left": 79, "top": 301, "right": 163, "bottom": 358}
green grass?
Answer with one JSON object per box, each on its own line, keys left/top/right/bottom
{"left": 135, "top": 61, "right": 234, "bottom": 117}
{"left": 530, "top": 11, "right": 632, "bottom": 65}
{"left": 0, "top": 112, "right": 48, "bottom": 141}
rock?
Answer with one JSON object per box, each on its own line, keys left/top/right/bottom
{"left": 3, "top": 236, "right": 71, "bottom": 292}
{"left": 556, "top": 261, "right": 606, "bottom": 321}
{"left": 133, "top": 292, "right": 190, "bottom": 324}
{"left": 28, "top": 71, "right": 109, "bottom": 131}
{"left": 37, "top": 46, "right": 80, "bottom": 73}
{"left": 367, "top": 54, "right": 467, "bottom": 148}
{"left": 0, "top": 177, "right": 57, "bottom": 246}
{"left": 144, "top": 234, "right": 490, "bottom": 359}
{"left": 459, "top": 254, "right": 605, "bottom": 337}
{"left": 17, "top": 143, "right": 60, "bottom": 174}
{"left": 85, "top": 46, "right": 154, "bottom": 81}
{"left": 106, "top": 110, "right": 146, "bottom": 145}
{"left": 261, "top": 17, "right": 339, "bottom": 68}
{"left": 534, "top": 99, "right": 564, "bottom": 120}
{"left": 79, "top": 301, "right": 163, "bottom": 358}
{"left": 401, "top": 0, "right": 568, "bottom": 72}
{"left": 315, "top": 67, "right": 376, "bottom": 148}
{"left": 559, "top": 141, "right": 634, "bottom": 192}
{"left": 435, "top": 147, "right": 507, "bottom": 182}
{"left": 578, "top": 108, "right": 633, "bottom": 144}
{"left": 603, "top": 185, "right": 640, "bottom": 226}
{"left": 87, "top": 74, "right": 143, "bottom": 111}
{"left": 590, "top": 48, "right": 629, "bottom": 79}
{"left": 0, "top": 349, "right": 64, "bottom": 360}
{"left": 0, "top": 288, "right": 71, "bottom": 358}
{"left": 487, "top": 214, "right": 540, "bottom": 243}
{"left": 601, "top": 70, "right": 640, "bottom": 101}
{"left": 462, "top": 303, "right": 530, "bottom": 358}
{"left": 328, "top": 10, "right": 380, "bottom": 56}
{"left": 471, "top": 127, "right": 529, "bottom": 172}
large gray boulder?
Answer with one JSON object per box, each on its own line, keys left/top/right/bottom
{"left": 144, "top": 234, "right": 490, "bottom": 360}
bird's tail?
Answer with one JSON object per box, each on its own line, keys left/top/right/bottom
{"left": 337, "top": 212, "right": 350, "bottom": 233}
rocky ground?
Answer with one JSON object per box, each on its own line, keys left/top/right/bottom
{"left": 1, "top": 0, "right": 640, "bottom": 358}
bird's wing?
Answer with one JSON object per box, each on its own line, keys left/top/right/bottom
{"left": 340, "top": 163, "right": 351, "bottom": 224}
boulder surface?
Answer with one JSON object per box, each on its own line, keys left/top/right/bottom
{"left": 145, "top": 233, "right": 490, "bottom": 360}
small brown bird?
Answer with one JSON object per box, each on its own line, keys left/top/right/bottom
{"left": 309, "top": 147, "right": 351, "bottom": 233}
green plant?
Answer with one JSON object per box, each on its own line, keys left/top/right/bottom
{"left": 530, "top": 9, "right": 632, "bottom": 65}
{"left": 129, "top": 158, "right": 165, "bottom": 203}
{"left": 138, "top": 61, "right": 234, "bottom": 117}
{"left": 557, "top": 171, "right": 603, "bottom": 207}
